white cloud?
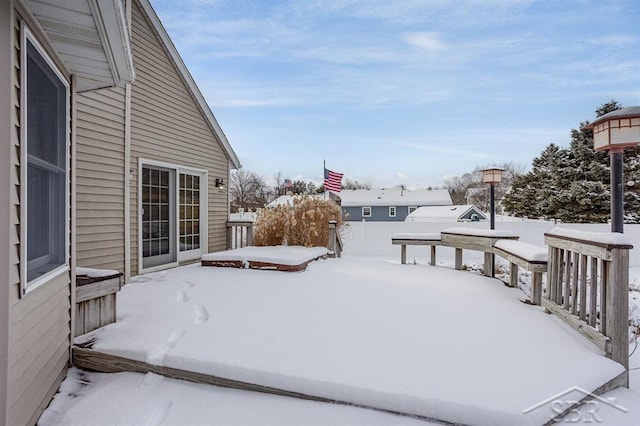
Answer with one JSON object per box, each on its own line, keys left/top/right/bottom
{"left": 396, "top": 172, "right": 409, "bottom": 180}
{"left": 403, "top": 32, "right": 446, "bottom": 52}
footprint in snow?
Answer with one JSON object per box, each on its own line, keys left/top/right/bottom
{"left": 146, "top": 329, "right": 185, "bottom": 365}
{"left": 166, "top": 328, "right": 185, "bottom": 347}
{"left": 194, "top": 304, "right": 209, "bottom": 324}
{"left": 184, "top": 280, "right": 196, "bottom": 288}
{"left": 176, "top": 290, "right": 189, "bottom": 303}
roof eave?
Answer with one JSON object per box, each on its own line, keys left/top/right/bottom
{"left": 89, "top": 0, "right": 136, "bottom": 88}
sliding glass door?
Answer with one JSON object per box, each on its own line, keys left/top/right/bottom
{"left": 141, "top": 166, "right": 176, "bottom": 269}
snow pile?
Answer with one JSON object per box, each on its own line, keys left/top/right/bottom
{"left": 75, "top": 256, "right": 624, "bottom": 425}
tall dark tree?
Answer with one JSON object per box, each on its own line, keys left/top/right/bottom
{"left": 503, "top": 100, "right": 640, "bottom": 223}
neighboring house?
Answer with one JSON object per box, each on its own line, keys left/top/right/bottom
{"left": 338, "top": 189, "right": 453, "bottom": 222}
{"left": 0, "top": 1, "right": 239, "bottom": 424}
{"left": 405, "top": 205, "right": 487, "bottom": 222}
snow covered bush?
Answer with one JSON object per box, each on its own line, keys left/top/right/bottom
{"left": 253, "top": 196, "right": 344, "bottom": 247}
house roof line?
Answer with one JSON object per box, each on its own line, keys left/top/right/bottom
{"left": 137, "top": 0, "right": 241, "bottom": 170}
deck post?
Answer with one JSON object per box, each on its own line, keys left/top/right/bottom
{"left": 454, "top": 248, "right": 462, "bottom": 270}
{"left": 483, "top": 252, "right": 493, "bottom": 277}
{"left": 328, "top": 221, "right": 336, "bottom": 256}
{"left": 607, "top": 248, "right": 629, "bottom": 373}
{"left": 509, "top": 263, "right": 518, "bottom": 288}
{"left": 400, "top": 245, "right": 407, "bottom": 265}
{"left": 531, "top": 272, "right": 542, "bottom": 305}
{"left": 246, "top": 223, "right": 253, "bottom": 247}
{"left": 429, "top": 246, "right": 436, "bottom": 266}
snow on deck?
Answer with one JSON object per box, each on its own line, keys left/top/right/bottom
{"left": 40, "top": 368, "right": 432, "bottom": 426}
{"left": 77, "top": 256, "right": 624, "bottom": 425}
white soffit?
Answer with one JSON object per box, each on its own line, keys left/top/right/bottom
{"left": 24, "top": 0, "right": 135, "bottom": 92}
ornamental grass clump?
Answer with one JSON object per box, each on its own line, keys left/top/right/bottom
{"left": 253, "top": 196, "right": 344, "bottom": 247}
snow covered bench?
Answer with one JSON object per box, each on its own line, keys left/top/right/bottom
{"left": 391, "top": 233, "right": 442, "bottom": 266}
{"left": 440, "top": 228, "right": 519, "bottom": 277}
{"left": 75, "top": 267, "right": 123, "bottom": 336}
{"left": 493, "top": 240, "right": 548, "bottom": 305}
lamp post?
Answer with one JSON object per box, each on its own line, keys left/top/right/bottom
{"left": 587, "top": 107, "right": 640, "bottom": 233}
{"left": 482, "top": 167, "right": 504, "bottom": 230}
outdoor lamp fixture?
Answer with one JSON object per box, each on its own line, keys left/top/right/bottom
{"left": 481, "top": 166, "right": 504, "bottom": 230}
{"left": 215, "top": 178, "right": 226, "bottom": 192}
{"left": 587, "top": 106, "right": 640, "bottom": 233}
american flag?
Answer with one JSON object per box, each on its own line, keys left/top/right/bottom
{"left": 324, "top": 168, "right": 343, "bottom": 193}
{"left": 283, "top": 179, "right": 293, "bottom": 188}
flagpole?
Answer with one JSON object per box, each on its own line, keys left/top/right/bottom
{"left": 323, "top": 159, "right": 326, "bottom": 200}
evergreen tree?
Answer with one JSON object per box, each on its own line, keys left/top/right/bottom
{"left": 503, "top": 100, "right": 640, "bottom": 223}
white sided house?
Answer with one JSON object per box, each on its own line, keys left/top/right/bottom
{"left": 0, "top": 0, "right": 239, "bottom": 424}
{"left": 405, "top": 205, "right": 487, "bottom": 223}
{"left": 339, "top": 188, "right": 453, "bottom": 222}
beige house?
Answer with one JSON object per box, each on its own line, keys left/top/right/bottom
{"left": 0, "top": 0, "right": 239, "bottom": 424}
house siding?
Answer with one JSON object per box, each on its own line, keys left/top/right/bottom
{"left": 1, "top": 1, "right": 13, "bottom": 423}
{"left": 344, "top": 205, "right": 411, "bottom": 222}
{"left": 75, "top": 87, "right": 127, "bottom": 271}
{"left": 129, "top": 0, "right": 229, "bottom": 274}
{"left": 7, "top": 7, "right": 71, "bottom": 425}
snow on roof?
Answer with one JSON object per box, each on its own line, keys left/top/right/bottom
{"left": 405, "top": 205, "right": 486, "bottom": 222}
{"left": 338, "top": 189, "right": 452, "bottom": 207}
{"left": 266, "top": 194, "right": 325, "bottom": 208}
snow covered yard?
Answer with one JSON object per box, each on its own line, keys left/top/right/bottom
{"left": 40, "top": 252, "right": 639, "bottom": 425}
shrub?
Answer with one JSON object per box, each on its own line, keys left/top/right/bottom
{"left": 253, "top": 196, "right": 344, "bottom": 247}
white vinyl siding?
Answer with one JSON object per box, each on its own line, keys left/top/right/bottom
{"left": 76, "top": 87, "right": 126, "bottom": 271}
{"left": 129, "top": 0, "right": 229, "bottom": 274}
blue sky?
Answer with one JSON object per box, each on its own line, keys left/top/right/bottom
{"left": 151, "top": 0, "right": 640, "bottom": 188}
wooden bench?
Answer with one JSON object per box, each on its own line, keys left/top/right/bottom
{"left": 391, "top": 233, "right": 442, "bottom": 266}
{"left": 440, "top": 228, "right": 519, "bottom": 277}
{"left": 493, "top": 240, "right": 548, "bottom": 305}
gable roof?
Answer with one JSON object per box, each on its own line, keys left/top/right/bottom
{"left": 338, "top": 189, "right": 452, "bottom": 207}
{"left": 406, "top": 205, "right": 487, "bottom": 222}
{"left": 137, "top": 0, "right": 241, "bottom": 169}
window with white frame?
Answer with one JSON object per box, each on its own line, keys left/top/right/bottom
{"left": 389, "top": 206, "right": 396, "bottom": 217}
{"left": 362, "top": 206, "right": 372, "bottom": 217}
{"left": 408, "top": 206, "right": 417, "bottom": 214}
{"left": 22, "top": 33, "right": 69, "bottom": 290}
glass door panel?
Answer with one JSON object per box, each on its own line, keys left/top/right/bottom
{"left": 179, "top": 173, "right": 201, "bottom": 252}
{"left": 142, "top": 166, "right": 175, "bottom": 268}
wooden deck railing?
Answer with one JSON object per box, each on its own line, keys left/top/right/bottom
{"left": 328, "top": 221, "right": 343, "bottom": 258}
{"left": 544, "top": 229, "right": 632, "bottom": 378}
{"left": 226, "top": 221, "right": 253, "bottom": 249}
